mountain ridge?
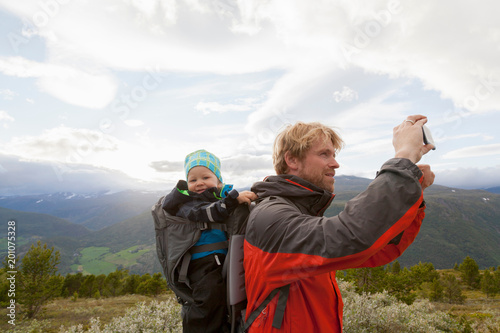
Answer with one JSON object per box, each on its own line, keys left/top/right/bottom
{"left": 1, "top": 176, "right": 499, "bottom": 274}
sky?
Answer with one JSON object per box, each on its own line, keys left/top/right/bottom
{"left": 1, "top": 0, "right": 500, "bottom": 196}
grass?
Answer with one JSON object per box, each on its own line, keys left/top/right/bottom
{"left": 431, "top": 290, "right": 500, "bottom": 332}
{"left": 71, "top": 247, "right": 116, "bottom": 275}
{"left": 70, "top": 246, "right": 152, "bottom": 275}
{"left": 103, "top": 246, "right": 150, "bottom": 267}
{"left": 0, "top": 293, "right": 177, "bottom": 333}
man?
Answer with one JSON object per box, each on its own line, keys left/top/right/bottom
{"left": 243, "top": 115, "right": 435, "bottom": 332}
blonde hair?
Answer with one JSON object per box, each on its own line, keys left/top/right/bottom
{"left": 273, "top": 122, "right": 344, "bottom": 175}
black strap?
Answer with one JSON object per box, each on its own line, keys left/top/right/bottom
{"left": 178, "top": 241, "right": 228, "bottom": 283}
{"left": 242, "top": 284, "right": 290, "bottom": 332}
{"left": 197, "top": 221, "right": 227, "bottom": 231}
{"left": 178, "top": 252, "right": 192, "bottom": 284}
{"left": 190, "top": 241, "right": 228, "bottom": 254}
{"left": 272, "top": 284, "right": 290, "bottom": 329}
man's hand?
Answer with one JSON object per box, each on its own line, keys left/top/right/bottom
{"left": 237, "top": 191, "right": 258, "bottom": 204}
{"left": 417, "top": 164, "right": 435, "bottom": 190}
{"left": 393, "top": 115, "right": 435, "bottom": 163}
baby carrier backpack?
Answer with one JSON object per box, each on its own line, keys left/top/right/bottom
{"left": 152, "top": 196, "right": 290, "bottom": 333}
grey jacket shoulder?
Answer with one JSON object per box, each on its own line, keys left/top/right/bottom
{"left": 246, "top": 158, "right": 424, "bottom": 259}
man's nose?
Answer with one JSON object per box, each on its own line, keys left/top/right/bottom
{"left": 329, "top": 157, "right": 340, "bottom": 168}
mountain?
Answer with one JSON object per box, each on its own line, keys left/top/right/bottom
{"left": 402, "top": 185, "right": 500, "bottom": 269}
{"left": 0, "top": 206, "right": 92, "bottom": 271}
{"left": 0, "top": 190, "right": 164, "bottom": 230}
{"left": 2, "top": 176, "right": 499, "bottom": 275}
{"left": 325, "top": 180, "right": 500, "bottom": 269}
{"left": 485, "top": 186, "right": 500, "bottom": 194}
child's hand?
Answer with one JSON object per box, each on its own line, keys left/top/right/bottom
{"left": 236, "top": 191, "right": 258, "bottom": 204}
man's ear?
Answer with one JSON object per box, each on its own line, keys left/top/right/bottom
{"left": 284, "top": 151, "right": 299, "bottom": 172}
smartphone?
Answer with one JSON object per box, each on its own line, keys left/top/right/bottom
{"left": 422, "top": 125, "right": 436, "bottom": 150}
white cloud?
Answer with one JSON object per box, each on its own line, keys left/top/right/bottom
{"left": 0, "top": 110, "right": 15, "bottom": 128}
{"left": 333, "top": 86, "right": 358, "bottom": 102}
{"left": 0, "top": 88, "right": 17, "bottom": 100}
{"left": 195, "top": 99, "right": 257, "bottom": 115}
{"left": 333, "top": 89, "right": 409, "bottom": 130}
{"left": 1, "top": 126, "right": 119, "bottom": 163}
{"left": 336, "top": 1, "right": 500, "bottom": 114}
{"left": 443, "top": 143, "right": 500, "bottom": 159}
{"left": 1, "top": 0, "right": 500, "bottom": 192}
{"left": 0, "top": 56, "right": 117, "bottom": 108}
{"left": 123, "top": 119, "right": 145, "bottom": 127}
{"left": 4, "top": 0, "right": 500, "bottom": 113}
{"left": 434, "top": 133, "right": 493, "bottom": 145}
{"left": 434, "top": 165, "right": 500, "bottom": 189}
{"left": 0, "top": 153, "right": 163, "bottom": 196}
{"left": 0, "top": 110, "right": 14, "bottom": 122}
{"left": 246, "top": 62, "right": 333, "bottom": 134}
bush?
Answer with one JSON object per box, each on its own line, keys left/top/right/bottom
{"left": 60, "top": 298, "right": 182, "bottom": 333}
{"left": 339, "top": 280, "right": 463, "bottom": 332}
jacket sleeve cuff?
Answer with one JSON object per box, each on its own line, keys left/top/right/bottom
{"left": 224, "top": 189, "right": 240, "bottom": 212}
{"left": 162, "top": 180, "right": 191, "bottom": 215}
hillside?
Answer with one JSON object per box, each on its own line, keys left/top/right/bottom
{"left": 77, "top": 210, "right": 163, "bottom": 275}
{"left": 402, "top": 186, "right": 500, "bottom": 269}
{"left": 325, "top": 180, "right": 500, "bottom": 269}
{"left": 0, "top": 190, "right": 164, "bottom": 230}
{"left": 486, "top": 186, "right": 500, "bottom": 194}
{"left": 2, "top": 177, "right": 499, "bottom": 275}
{"left": 0, "top": 206, "right": 92, "bottom": 271}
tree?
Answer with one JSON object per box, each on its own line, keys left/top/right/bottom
{"left": 80, "top": 274, "right": 96, "bottom": 298}
{"left": 480, "top": 269, "right": 498, "bottom": 298}
{"left": 459, "top": 256, "right": 480, "bottom": 289}
{"left": 408, "top": 262, "right": 439, "bottom": 287}
{"left": 384, "top": 269, "right": 416, "bottom": 304}
{"left": 429, "top": 278, "right": 444, "bottom": 301}
{"left": 137, "top": 273, "right": 167, "bottom": 296}
{"left": 390, "top": 260, "right": 401, "bottom": 274}
{"left": 442, "top": 274, "right": 465, "bottom": 304}
{"left": 62, "top": 272, "right": 84, "bottom": 297}
{"left": 94, "top": 274, "right": 107, "bottom": 296}
{"left": 123, "top": 274, "right": 141, "bottom": 294}
{"left": 343, "top": 266, "right": 387, "bottom": 294}
{"left": 103, "top": 269, "right": 128, "bottom": 296}
{"left": 18, "top": 241, "right": 62, "bottom": 318}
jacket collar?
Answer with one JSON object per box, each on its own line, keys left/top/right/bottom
{"left": 251, "top": 175, "right": 335, "bottom": 216}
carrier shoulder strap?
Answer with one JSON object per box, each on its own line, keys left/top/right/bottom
{"left": 241, "top": 284, "right": 290, "bottom": 332}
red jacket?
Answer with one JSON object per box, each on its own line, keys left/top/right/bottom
{"left": 244, "top": 158, "right": 426, "bottom": 332}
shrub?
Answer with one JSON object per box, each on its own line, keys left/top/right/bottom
{"left": 339, "top": 280, "right": 463, "bottom": 332}
{"left": 60, "top": 298, "right": 182, "bottom": 333}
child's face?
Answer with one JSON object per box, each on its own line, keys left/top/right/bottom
{"left": 187, "top": 166, "right": 220, "bottom": 193}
